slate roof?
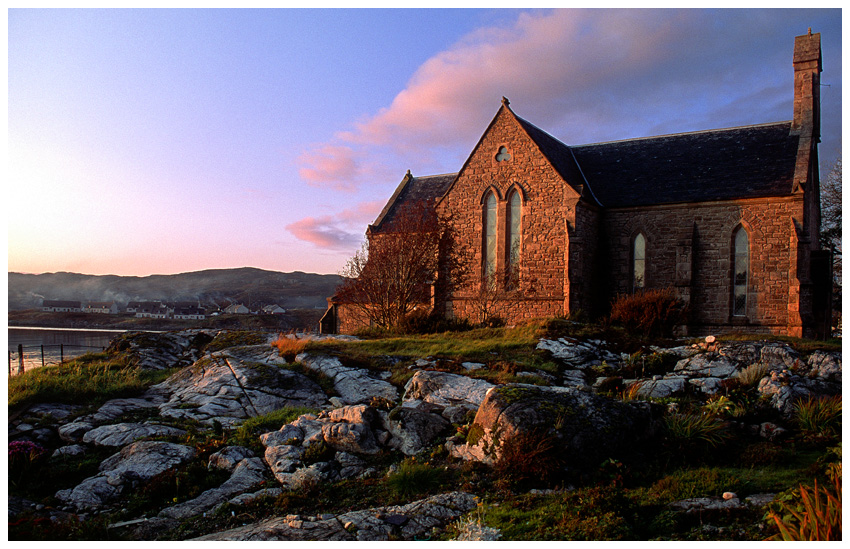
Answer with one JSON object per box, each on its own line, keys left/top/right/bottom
{"left": 371, "top": 172, "right": 457, "bottom": 231}
{"left": 377, "top": 114, "right": 800, "bottom": 218}
{"left": 571, "top": 122, "right": 800, "bottom": 208}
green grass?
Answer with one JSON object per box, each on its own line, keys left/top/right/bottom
{"left": 8, "top": 353, "right": 177, "bottom": 413}
{"left": 231, "top": 406, "right": 320, "bottom": 449}
{"left": 307, "top": 321, "right": 546, "bottom": 360}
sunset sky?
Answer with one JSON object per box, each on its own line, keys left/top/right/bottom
{"left": 7, "top": 8, "right": 843, "bottom": 277}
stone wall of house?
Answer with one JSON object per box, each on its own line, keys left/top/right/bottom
{"left": 602, "top": 195, "right": 808, "bottom": 336}
{"left": 437, "top": 106, "right": 574, "bottom": 324}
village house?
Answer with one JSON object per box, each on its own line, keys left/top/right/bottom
{"left": 323, "top": 31, "right": 831, "bottom": 339}
{"left": 262, "top": 304, "right": 287, "bottom": 315}
{"left": 83, "top": 301, "right": 120, "bottom": 314}
{"left": 41, "top": 300, "right": 82, "bottom": 313}
{"left": 224, "top": 303, "right": 250, "bottom": 315}
{"left": 172, "top": 302, "right": 206, "bottom": 320}
{"left": 135, "top": 302, "right": 170, "bottom": 319}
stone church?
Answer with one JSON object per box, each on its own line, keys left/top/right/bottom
{"left": 322, "top": 31, "right": 831, "bottom": 338}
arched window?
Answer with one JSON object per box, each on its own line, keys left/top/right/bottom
{"left": 483, "top": 192, "right": 497, "bottom": 283}
{"left": 733, "top": 227, "right": 749, "bottom": 316}
{"left": 633, "top": 233, "right": 646, "bottom": 291}
{"left": 506, "top": 190, "right": 522, "bottom": 270}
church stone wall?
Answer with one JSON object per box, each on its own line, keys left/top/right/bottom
{"left": 603, "top": 196, "right": 806, "bottom": 336}
{"left": 437, "top": 108, "right": 572, "bottom": 324}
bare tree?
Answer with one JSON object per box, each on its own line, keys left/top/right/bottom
{"left": 820, "top": 157, "right": 841, "bottom": 327}
{"left": 336, "top": 203, "right": 465, "bottom": 330}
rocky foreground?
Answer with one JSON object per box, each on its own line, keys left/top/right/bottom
{"left": 8, "top": 330, "right": 842, "bottom": 540}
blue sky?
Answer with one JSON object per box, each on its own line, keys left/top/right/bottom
{"left": 6, "top": 8, "right": 843, "bottom": 276}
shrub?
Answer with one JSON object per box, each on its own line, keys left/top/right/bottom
{"left": 9, "top": 441, "right": 49, "bottom": 489}
{"left": 734, "top": 362, "right": 771, "bottom": 389}
{"left": 766, "top": 464, "right": 842, "bottom": 540}
{"left": 385, "top": 458, "right": 449, "bottom": 500}
{"left": 608, "top": 288, "right": 687, "bottom": 338}
{"left": 493, "top": 429, "right": 565, "bottom": 487}
{"left": 664, "top": 413, "right": 731, "bottom": 449}
{"left": 271, "top": 335, "right": 308, "bottom": 362}
{"left": 702, "top": 395, "right": 745, "bottom": 418}
{"left": 792, "top": 395, "right": 842, "bottom": 441}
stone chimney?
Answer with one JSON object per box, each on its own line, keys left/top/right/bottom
{"left": 791, "top": 29, "right": 822, "bottom": 139}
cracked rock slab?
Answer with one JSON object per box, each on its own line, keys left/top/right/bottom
{"left": 192, "top": 491, "right": 477, "bottom": 541}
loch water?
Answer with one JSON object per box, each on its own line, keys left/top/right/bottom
{"left": 7, "top": 327, "right": 125, "bottom": 375}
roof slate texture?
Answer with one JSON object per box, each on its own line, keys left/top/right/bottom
{"left": 371, "top": 172, "right": 457, "bottom": 231}
{"left": 571, "top": 122, "right": 800, "bottom": 208}
{"left": 376, "top": 114, "right": 800, "bottom": 219}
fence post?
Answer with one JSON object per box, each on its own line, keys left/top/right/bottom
{"left": 60, "top": 343, "right": 64, "bottom": 363}
{"left": 41, "top": 345, "right": 45, "bottom": 368}
{"left": 17, "top": 344, "right": 24, "bottom": 375}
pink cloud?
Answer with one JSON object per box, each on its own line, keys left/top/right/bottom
{"left": 297, "top": 144, "right": 361, "bottom": 191}
{"left": 298, "top": 9, "right": 825, "bottom": 190}
{"left": 285, "top": 200, "right": 384, "bottom": 250}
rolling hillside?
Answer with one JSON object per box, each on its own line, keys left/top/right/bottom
{"left": 8, "top": 268, "right": 343, "bottom": 311}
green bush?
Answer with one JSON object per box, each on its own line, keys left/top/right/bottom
{"left": 232, "top": 406, "right": 318, "bottom": 449}
{"left": 664, "top": 413, "right": 731, "bottom": 449}
{"left": 608, "top": 288, "right": 687, "bottom": 338}
{"left": 385, "top": 458, "right": 449, "bottom": 500}
{"left": 792, "top": 395, "right": 841, "bottom": 441}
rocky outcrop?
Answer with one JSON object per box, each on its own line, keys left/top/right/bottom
{"left": 55, "top": 441, "right": 196, "bottom": 511}
{"left": 537, "top": 337, "right": 625, "bottom": 369}
{"left": 158, "top": 448, "right": 267, "bottom": 520}
{"left": 107, "top": 330, "right": 214, "bottom": 370}
{"left": 296, "top": 353, "right": 399, "bottom": 405}
{"left": 402, "top": 370, "right": 493, "bottom": 423}
{"left": 9, "top": 328, "right": 838, "bottom": 541}
{"left": 82, "top": 422, "right": 187, "bottom": 447}
{"left": 449, "top": 384, "right": 660, "bottom": 469}
{"left": 157, "top": 345, "right": 328, "bottom": 427}
{"left": 193, "top": 491, "right": 477, "bottom": 541}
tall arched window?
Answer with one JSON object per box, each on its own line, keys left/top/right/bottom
{"left": 633, "top": 233, "right": 646, "bottom": 291}
{"left": 483, "top": 192, "right": 497, "bottom": 283}
{"left": 733, "top": 227, "right": 749, "bottom": 316}
{"left": 506, "top": 191, "right": 522, "bottom": 270}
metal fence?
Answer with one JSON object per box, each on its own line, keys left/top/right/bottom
{"left": 8, "top": 343, "right": 107, "bottom": 376}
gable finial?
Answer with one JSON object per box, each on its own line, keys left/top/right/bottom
{"left": 501, "top": 96, "right": 510, "bottom": 107}
{"left": 406, "top": 169, "right": 412, "bottom": 177}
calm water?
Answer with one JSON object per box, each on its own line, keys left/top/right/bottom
{"left": 8, "top": 327, "right": 126, "bottom": 375}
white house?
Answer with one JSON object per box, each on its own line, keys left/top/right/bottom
{"left": 135, "top": 302, "right": 169, "bottom": 319}
{"left": 42, "top": 300, "right": 82, "bottom": 312}
{"left": 224, "top": 304, "right": 250, "bottom": 314}
{"left": 262, "top": 304, "right": 287, "bottom": 315}
{"left": 84, "top": 301, "right": 120, "bottom": 314}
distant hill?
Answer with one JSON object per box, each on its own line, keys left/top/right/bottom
{"left": 8, "top": 268, "right": 343, "bottom": 311}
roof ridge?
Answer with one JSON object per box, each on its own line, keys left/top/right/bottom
{"left": 411, "top": 172, "right": 458, "bottom": 179}
{"left": 572, "top": 120, "right": 793, "bottom": 148}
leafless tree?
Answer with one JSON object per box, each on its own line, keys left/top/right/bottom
{"left": 820, "top": 157, "right": 841, "bottom": 326}
{"left": 336, "top": 203, "right": 466, "bottom": 330}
